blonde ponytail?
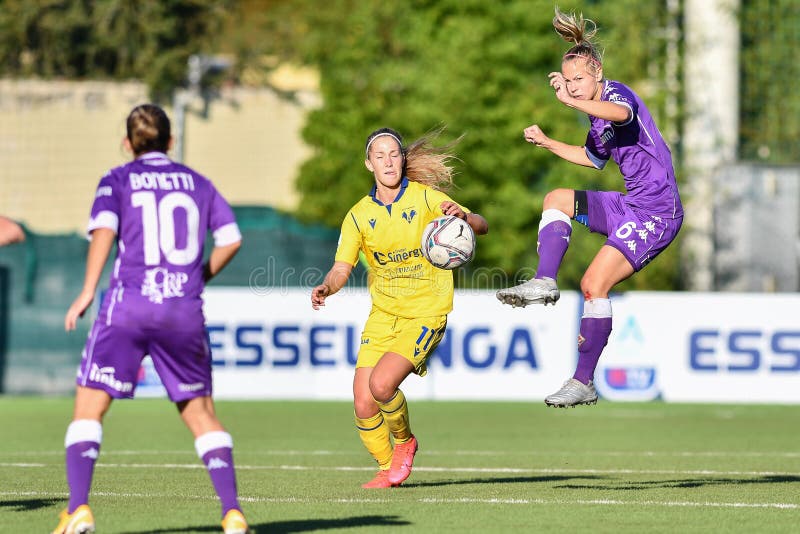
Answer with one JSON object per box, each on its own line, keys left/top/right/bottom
{"left": 404, "top": 127, "right": 463, "bottom": 191}
{"left": 553, "top": 6, "right": 602, "bottom": 72}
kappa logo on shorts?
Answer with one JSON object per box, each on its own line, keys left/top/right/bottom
{"left": 625, "top": 240, "right": 637, "bottom": 254}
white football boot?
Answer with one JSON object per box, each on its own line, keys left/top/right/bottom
{"left": 544, "top": 379, "right": 598, "bottom": 408}
{"left": 496, "top": 277, "right": 560, "bottom": 307}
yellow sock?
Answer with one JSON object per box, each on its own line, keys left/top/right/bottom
{"left": 377, "top": 389, "right": 412, "bottom": 444}
{"left": 355, "top": 412, "right": 392, "bottom": 470}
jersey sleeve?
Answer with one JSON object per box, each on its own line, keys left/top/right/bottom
{"left": 334, "top": 210, "right": 362, "bottom": 266}
{"left": 86, "top": 171, "right": 121, "bottom": 239}
{"left": 208, "top": 184, "right": 242, "bottom": 247}
{"left": 584, "top": 130, "right": 610, "bottom": 169}
{"left": 422, "top": 188, "right": 471, "bottom": 217}
{"left": 604, "top": 82, "right": 637, "bottom": 127}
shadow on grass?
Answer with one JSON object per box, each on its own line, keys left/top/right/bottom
{"left": 0, "top": 498, "right": 62, "bottom": 511}
{"left": 405, "top": 474, "right": 603, "bottom": 488}
{"left": 119, "top": 514, "right": 411, "bottom": 533}
{"left": 555, "top": 474, "right": 800, "bottom": 491}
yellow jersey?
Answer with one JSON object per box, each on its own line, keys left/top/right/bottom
{"left": 335, "top": 178, "right": 469, "bottom": 318}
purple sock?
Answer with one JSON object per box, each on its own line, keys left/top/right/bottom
{"left": 64, "top": 420, "right": 102, "bottom": 513}
{"left": 196, "top": 432, "right": 240, "bottom": 515}
{"left": 573, "top": 316, "right": 613, "bottom": 384}
{"left": 535, "top": 210, "right": 572, "bottom": 280}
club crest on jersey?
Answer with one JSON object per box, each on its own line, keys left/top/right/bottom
{"left": 369, "top": 218, "right": 377, "bottom": 229}
{"left": 141, "top": 267, "right": 189, "bottom": 304}
{"left": 401, "top": 208, "right": 417, "bottom": 223}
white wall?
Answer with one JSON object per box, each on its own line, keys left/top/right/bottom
{"left": 135, "top": 289, "right": 800, "bottom": 404}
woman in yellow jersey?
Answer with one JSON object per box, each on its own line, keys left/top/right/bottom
{"left": 311, "top": 127, "right": 488, "bottom": 488}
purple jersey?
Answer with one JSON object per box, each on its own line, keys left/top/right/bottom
{"left": 584, "top": 80, "right": 683, "bottom": 219}
{"left": 87, "top": 152, "right": 240, "bottom": 330}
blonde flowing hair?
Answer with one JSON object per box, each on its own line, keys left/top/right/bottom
{"left": 365, "top": 126, "right": 462, "bottom": 191}
{"left": 553, "top": 6, "right": 603, "bottom": 75}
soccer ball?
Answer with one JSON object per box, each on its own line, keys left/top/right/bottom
{"left": 421, "top": 215, "right": 476, "bottom": 270}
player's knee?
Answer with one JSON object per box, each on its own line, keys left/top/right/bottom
{"left": 580, "top": 275, "right": 603, "bottom": 300}
{"left": 353, "top": 396, "right": 378, "bottom": 418}
{"left": 542, "top": 188, "right": 573, "bottom": 214}
{"left": 368, "top": 375, "right": 395, "bottom": 404}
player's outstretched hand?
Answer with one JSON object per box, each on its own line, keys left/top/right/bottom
{"left": 523, "top": 124, "right": 551, "bottom": 148}
{"left": 440, "top": 201, "right": 466, "bottom": 221}
{"left": 311, "top": 284, "right": 330, "bottom": 310}
{"left": 65, "top": 290, "right": 94, "bottom": 331}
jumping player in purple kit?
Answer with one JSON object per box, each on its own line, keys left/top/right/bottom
{"left": 53, "top": 104, "right": 251, "bottom": 534}
{"left": 496, "top": 8, "right": 683, "bottom": 408}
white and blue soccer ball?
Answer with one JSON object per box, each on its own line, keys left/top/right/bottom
{"left": 421, "top": 216, "right": 476, "bottom": 270}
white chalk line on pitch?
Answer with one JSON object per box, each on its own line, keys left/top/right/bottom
{"left": 3, "top": 462, "right": 800, "bottom": 478}
{"left": 5, "top": 449, "right": 800, "bottom": 458}
{"left": 0, "top": 490, "right": 797, "bottom": 510}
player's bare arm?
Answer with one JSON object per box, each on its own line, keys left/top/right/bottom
{"left": 203, "top": 240, "right": 242, "bottom": 282}
{"left": 0, "top": 216, "right": 24, "bottom": 246}
{"left": 312, "top": 260, "right": 353, "bottom": 309}
{"left": 567, "top": 98, "right": 630, "bottom": 123}
{"left": 440, "top": 201, "right": 489, "bottom": 235}
{"left": 523, "top": 125, "right": 594, "bottom": 168}
{"left": 65, "top": 227, "right": 116, "bottom": 331}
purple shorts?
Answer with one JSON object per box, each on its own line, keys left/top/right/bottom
{"left": 583, "top": 191, "right": 683, "bottom": 271}
{"left": 77, "top": 321, "right": 212, "bottom": 402}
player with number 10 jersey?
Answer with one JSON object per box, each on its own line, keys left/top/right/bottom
{"left": 88, "top": 152, "right": 240, "bottom": 330}
{"left": 56, "top": 104, "right": 248, "bottom": 534}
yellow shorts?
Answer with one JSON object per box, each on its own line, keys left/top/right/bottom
{"left": 357, "top": 307, "right": 447, "bottom": 377}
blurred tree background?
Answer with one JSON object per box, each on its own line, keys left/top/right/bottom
{"left": 237, "top": 0, "right": 681, "bottom": 290}
{"left": 739, "top": 0, "right": 800, "bottom": 163}
{"left": 1, "top": 0, "right": 796, "bottom": 290}
{"left": 0, "top": 0, "right": 232, "bottom": 98}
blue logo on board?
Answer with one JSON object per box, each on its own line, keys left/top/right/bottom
{"left": 596, "top": 313, "right": 660, "bottom": 401}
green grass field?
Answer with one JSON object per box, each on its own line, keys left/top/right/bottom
{"left": 1, "top": 397, "right": 798, "bottom": 533}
